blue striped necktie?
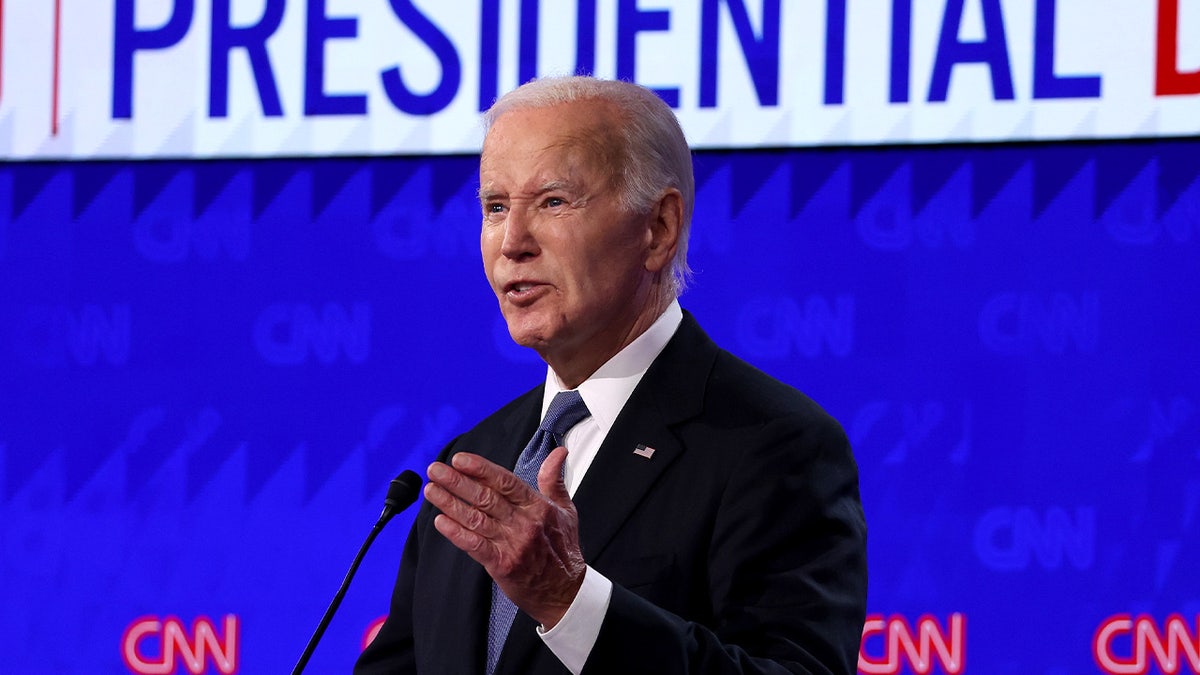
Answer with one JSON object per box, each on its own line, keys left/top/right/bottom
{"left": 485, "top": 390, "right": 591, "bottom": 675}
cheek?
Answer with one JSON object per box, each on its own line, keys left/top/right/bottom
{"left": 479, "top": 222, "right": 495, "bottom": 250}
{"left": 585, "top": 234, "right": 646, "bottom": 284}
{"left": 568, "top": 261, "right": 634, "bottom": 309}
{"left": 480, "top": 228, "right": 500, "bottom": 267}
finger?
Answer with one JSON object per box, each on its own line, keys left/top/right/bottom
{"left": 449, "top": 452, "right": 505, "bottom": 479}
{"left": 537, "top": 446, "right": 571, "bottom": 507}
{"left": 451, "top": 452, "right": 536, "bottom": 504}
{"left": 426, "top": 462, "right": 516, "bottom": 523}
{"left": 432, "top": 513, "right": 493, "bottom": 566}
{"left": 426, "top": 460, "right": 492, "bottom": 509}
{"left": 423, "top": 482, "right": 497, "bottom": 536}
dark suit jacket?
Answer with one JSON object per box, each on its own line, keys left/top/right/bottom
{"left": 356, "top": 312, "right": 867, "bottom": 674}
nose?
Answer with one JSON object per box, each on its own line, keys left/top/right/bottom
{"left": 500, "top": 204, "right": 539, "bottom": 260}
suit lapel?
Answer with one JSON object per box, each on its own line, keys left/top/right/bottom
{"left": 572, "top": 313, "right": 717, "bottom": 561}
{"left": 496, "top": 381, "right": 697, "bottom": 673}
{"left": 484, "top": 316, "right": 719, "bottom": 672}
{"left": 485, "top": 386, "right": 544, "bottom": 470}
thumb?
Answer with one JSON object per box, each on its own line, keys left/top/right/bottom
{"left": 537, "top": 446, "right": 571, "bottom": 505}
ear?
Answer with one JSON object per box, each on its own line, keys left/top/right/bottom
{"left": 643, "top": 188, "right": 683, "bottom": 274}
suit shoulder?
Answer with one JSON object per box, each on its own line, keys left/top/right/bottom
{"left": 451, "top": 383, "right": 542, "bottom": 446}
{"left": 705, "top": 348, "right": 843, "bottom": 432}
{"left": 484, "top": 383, "right": 542, "bottom": 422}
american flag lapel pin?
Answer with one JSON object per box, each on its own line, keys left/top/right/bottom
{"left": 633, "top": 444, "right": 656, "bottom": 459}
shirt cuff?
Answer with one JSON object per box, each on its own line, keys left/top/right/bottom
{"left": 536, "top": 565, "right": 613, "bottom": 675}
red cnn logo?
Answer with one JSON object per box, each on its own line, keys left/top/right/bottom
{"left": 363, "top": 616, "right": 387, "bottom": 651}
{"left": 858, "top": 613, "right": 966, "bottom": 675}
{"left": 121, "top": 615, "right": 239, "bottom": 675}
{"left": 1094, "top": 614, "right": 1200, "bottom": 674}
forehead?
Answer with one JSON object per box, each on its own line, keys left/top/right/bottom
{"left": 479, "top": 102, "right": 620, "bottom": 189}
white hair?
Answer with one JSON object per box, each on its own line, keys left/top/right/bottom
{"left": 483, "top": 76, "right": 695, "bottom": 295}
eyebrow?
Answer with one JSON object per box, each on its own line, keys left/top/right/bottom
{"left": 478, "top": 180, "right": 578, "bottom": 203}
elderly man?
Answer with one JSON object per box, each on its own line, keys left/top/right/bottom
{"left": 356, "top": 76, "right": 866, "bottom": 675}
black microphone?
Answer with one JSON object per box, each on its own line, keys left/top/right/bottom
{"left": 291, "top": 470, "right": 422, "bottom": 675}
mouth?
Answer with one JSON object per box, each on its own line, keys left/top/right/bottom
{"left": 502, "top": 280, "right": 549, "bottom": 305}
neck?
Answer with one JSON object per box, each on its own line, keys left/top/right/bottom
{"left": 545, "top": 293, "right": 674, "bottom": 389}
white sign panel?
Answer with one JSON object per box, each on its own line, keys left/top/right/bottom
{"left": 1, "top": 0, "right": 1198, "bottom": 159}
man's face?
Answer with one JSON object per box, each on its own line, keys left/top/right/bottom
{"left": 479, "top": 101, "right": 661, "bottom": 374}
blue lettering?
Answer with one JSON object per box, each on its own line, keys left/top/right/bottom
{"left": 700, "top": 0, "right": 780, "bottom": 108}
{"left": 890, "top": 402, "right": 943, "bottom": 464}
{"left": 1130, "top": 397, "right": 1197, "bottom": 461}
{"left": 617, "top": 0, "right": 679, "bottom": 107}
{"left": 976, "top": 507, "right": 1024, "bottom": 570}
{"left": 113, "top": 0, "right": 195, "bottom": 119}
{"left": 859, "top": 208, "right": 975, "bottom": 250}
{"left": 304, "top": 0, "right": 366, "bottom": 116}
{"left": 70, "top": 305, "right": 132, "bottom": 366}
{"left": 928, "top": 0, "right": 1014, "bottom": 102}
{"left": 858, "top": 207, "right": 910, "bottom": 250}
{"left": 575, "top": 0, "right": 598, "bottom": 75}
{"left": 736, "top": 295, "right": 854, "bottom": 358}
{"left": 17, "top": 305, "right": 131, "bottom": 367}
{"left": 855, "top": 402, "right": 937, "bottom": 465}
{"left": 373, "top": 206, "right": 477, "bottom": 260}
{"left": 890, "top": 0, "right": 912, "bottom": 102}
{"left": 479, "top": 0, "right": 501, "bottom": 111}
{"left": 975, "top": 506, "right": 1095, "bottom": 571}
{"left": 1107, "top": 211, "right": 1160, "bottom": 245}
{"left": 477, "top": 0, "right": 606, "bottom": 112}
{"left": 381, "top": 0, "right": 462, "bottom": 115}
{"left": 824, "top": 0, "right": 846, "bottom": 105}
{"left": 978, "top": 292, "right": 1100, "bottom": 355}
{"left": 850, "top": 400, "right": 972, "bottom": 464}
{"left": 519, "top": 0, "right": 540, "bottom": 84}
{"left": 1033, "top": 0, "right": 1101, "bottom": 99}
{"left": 254, "top": 302, "right": 371, "bottom": 365}
{"left": 209, "top": 0, "right": 286, "bottom": 117}
{"left": 374, "top": 213, "right": 432, "bottom": 261}
{"left": 133, "top": 216, "right": 250, "bottom": 263}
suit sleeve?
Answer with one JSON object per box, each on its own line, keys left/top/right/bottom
{"left": 581, "top": 410, "right": 867, "bottom": 675}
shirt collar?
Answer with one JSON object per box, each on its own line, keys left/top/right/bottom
{"left": 542, "top": 300, "right": 683, "bottom": 436}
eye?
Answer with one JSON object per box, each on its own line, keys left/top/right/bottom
{"left": 484, "top": 202, "right": 505, "bottom": 214}
{"left": 544, "top": 197, "right": 566, "bottom": 208}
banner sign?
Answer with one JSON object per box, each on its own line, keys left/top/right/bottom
{"left": 2, "top": 0, "right": 1198, "bottom": 159}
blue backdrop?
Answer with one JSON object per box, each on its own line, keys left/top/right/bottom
{"left": 1, "top": 138, "right": 1198, "bottom": 673}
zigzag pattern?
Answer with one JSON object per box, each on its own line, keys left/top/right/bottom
{"left": 8, "top": 143, "right": 1198, "bottom": 228}
{"left": 1, "top": 140, "right": 1197, "bottom": 507}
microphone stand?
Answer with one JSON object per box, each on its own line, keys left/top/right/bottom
{"left": 291, "top": 470, "right": 421, "bottom": 675}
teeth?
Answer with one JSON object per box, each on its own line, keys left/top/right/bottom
{"left": 513, "top": 283, "right": 532, "bottom": 292}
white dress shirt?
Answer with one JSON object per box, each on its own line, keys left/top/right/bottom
{"left": 532, "top": 300, "right": 683, "bottom": 674}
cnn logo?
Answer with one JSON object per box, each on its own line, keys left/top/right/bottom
{"left": 1094, "top": 614, "right": 1200, "bottom": 675}
{"left": 122, "top": 615, "right": 238, "bottom": 675}
{"left": 859, "top": 613, "right": 965, "bottom": 675}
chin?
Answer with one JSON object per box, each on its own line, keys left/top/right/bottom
{"left": 504, "top": 318, "right": 552, "bottom": 350}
